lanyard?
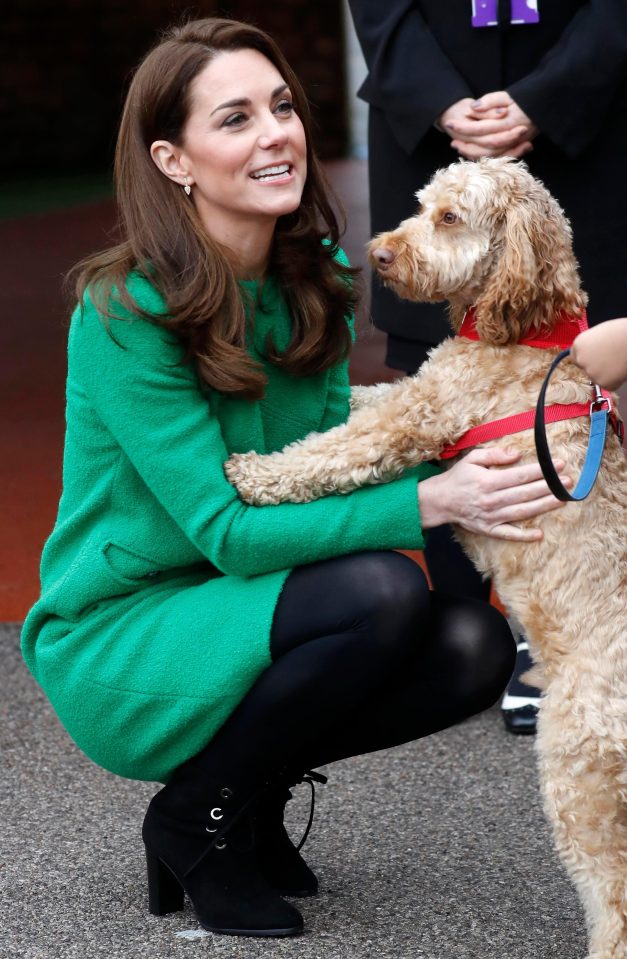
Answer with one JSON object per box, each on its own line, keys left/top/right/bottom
{"left": 472, "top": 0, "right": 540, "bottom": 29}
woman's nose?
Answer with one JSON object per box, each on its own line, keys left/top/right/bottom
{"left": 258, "top": 114, "right": 289, "bottom": 149}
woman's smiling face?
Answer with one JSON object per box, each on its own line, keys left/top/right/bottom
{"left": 176, "top": 48, "right": 307, "bottom": 239}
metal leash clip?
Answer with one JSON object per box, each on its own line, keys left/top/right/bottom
{"left": 590, "top": 383, "right": 612, "bottom": 418}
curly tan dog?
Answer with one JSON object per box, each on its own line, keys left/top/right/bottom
{"left": 225, "top": 157, "right": 627, "bottom": 959}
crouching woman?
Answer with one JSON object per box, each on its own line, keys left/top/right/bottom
{"left": 22, "top": 17, "right": 566, "bottom": 938}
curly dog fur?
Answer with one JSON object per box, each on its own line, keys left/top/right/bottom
{"left": 225, "top": 158, "right": 627, "bottom": 958}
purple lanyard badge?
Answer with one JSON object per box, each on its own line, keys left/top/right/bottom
{"left": 472, "top": 0, "right": 540, "bottom": 28}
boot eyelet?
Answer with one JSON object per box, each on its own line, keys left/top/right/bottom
{"left": 210, "top": 807, "right": 224, "bottom": 820}
{"left": 215, "top": 839, "right": 227, "bottom": 850}
{"left": 219, "top": 787, "right": 233, "bottom": 800}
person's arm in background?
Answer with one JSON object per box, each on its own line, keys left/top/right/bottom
{"left": 571, "top": 318, "right": 627, "bottom": 390}
{"left": 348, "top": 0, "right": 525, "bottom": 158}
{"left": 452, "top": 0, "right": 627, "bottom": 159}
{"left": 507, "top": 0, "right": 627, "bottom": 158}
{"left": 347, "top": 0, "right": 472, "bottom": 154}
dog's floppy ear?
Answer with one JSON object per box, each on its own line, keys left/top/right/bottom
{"left": 474, "top": 184, "right": 584, "bottom": 344}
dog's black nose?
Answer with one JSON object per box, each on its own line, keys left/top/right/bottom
{"left": 371, "top": 247, "right": 395, "bottom": 267}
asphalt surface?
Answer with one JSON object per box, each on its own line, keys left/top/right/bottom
{"left": 1, "top": 623, "right": 585, "bottom": 959}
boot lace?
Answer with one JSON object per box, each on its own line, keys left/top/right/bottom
{"left": 183, "top": 788, "right": 257, "bottom": 878}
{"left": 291, "top": 770, "right": 328, "bottom": 852}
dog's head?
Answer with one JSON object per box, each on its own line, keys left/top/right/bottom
{"left": 367, "top": 157, "right": 586, "bottom": 344}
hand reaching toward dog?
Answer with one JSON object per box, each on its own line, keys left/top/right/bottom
{"left": 438, "top": 92, "right": 538, "bottom": 160}
{"left": 418, "top": 447, "right": 571, "bottom": 542}
{"left": 570, "top": 317, "right": 627, "bottom": 391}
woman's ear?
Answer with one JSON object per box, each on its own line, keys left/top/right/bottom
{"left": 150, "top": 140, "right": 190, "bottom": 188}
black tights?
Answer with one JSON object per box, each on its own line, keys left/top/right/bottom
{"left": 183, "top": 552, "right": 515, "bottom": 792}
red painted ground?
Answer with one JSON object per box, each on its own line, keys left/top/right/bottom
{"left": 1, "top": 201, "right": 118, "bottom": 620}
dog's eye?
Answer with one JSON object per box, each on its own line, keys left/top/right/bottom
{"left": 441, "top": 212, "right": 459, "bottom": 225}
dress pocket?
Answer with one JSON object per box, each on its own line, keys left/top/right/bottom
{"left": 43, "top": 539, "right": 151, "bottom": 622}
{"left": 102, "top": 541, "right": 164, "bottom": 585}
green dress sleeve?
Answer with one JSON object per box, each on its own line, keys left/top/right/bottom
{"left": 70, "top": 285, "right": 438, "bottom": 579}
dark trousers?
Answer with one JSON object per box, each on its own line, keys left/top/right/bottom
{"left": 181, "top": 552, "right": 515, "bottom": 793}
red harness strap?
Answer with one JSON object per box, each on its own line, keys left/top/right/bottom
{"left": 439, "top": 402, "right": 592, "bottom": 460}
{"left": 455, "top": 306, "right": 586, "bottom": 349}
{"left": 439, "top": 308, "right": 620, "bottom": 460}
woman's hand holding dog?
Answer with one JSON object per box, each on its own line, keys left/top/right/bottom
{"left": 417, "top": 446, "right": 571, "bottom": 541}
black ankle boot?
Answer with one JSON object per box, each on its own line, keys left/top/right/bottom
{"left": 255, "top": 770, "right": 327, "bottom": 897}
{"left": 142, "top": 770, "right": 303, "bottom": 937}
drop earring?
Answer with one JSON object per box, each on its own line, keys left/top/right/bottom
{"left": 183, "top": 177, "right": 192, "bottom": 196}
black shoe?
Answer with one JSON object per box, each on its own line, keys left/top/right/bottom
{"left": 255, "top": 770, "right": 326, "bottom": 898}
{"left": 501, "top": 640, "right": 540, "bottom": 735}
{"left": 142, "top": 773, "right": 303, "bottom": 938}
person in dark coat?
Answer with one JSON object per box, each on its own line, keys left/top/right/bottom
{"left": 348, "top": 0, "right": 627, "bottom": 732}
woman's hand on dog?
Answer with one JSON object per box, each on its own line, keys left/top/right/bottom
{"left": 418, "top": 446, "right": 571, "bottom": 541}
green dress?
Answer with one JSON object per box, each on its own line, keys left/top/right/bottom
{"left": 21, "top": 263, "right": 439, "bottom": 783}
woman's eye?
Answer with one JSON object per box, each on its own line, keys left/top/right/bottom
{"left": 222, "top": 112, "right": 247, "bottom": 128}
{"left": 274, "top": 98, "right": 294, "bottom": 116}
{"left": 441, "top": 211, "right": 459, "bottom": 225}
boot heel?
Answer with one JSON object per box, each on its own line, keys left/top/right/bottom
{"left": 145, "top": 849, "right": 185, "bottom": 915}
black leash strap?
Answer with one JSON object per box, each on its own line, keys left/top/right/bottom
{"left": 534, "top": 348, "right": 611, "bottom": 502}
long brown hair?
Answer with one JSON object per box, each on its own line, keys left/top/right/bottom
{"left": 69, "top": 18, "right": 357, "bottom": 399}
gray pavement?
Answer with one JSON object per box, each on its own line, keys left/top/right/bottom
{"left": 1, "top": 623, "right": 585, "bottom": 959}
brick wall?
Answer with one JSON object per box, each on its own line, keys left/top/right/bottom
{"left": 1, "top": 0, "right": 348, "bottom": 175}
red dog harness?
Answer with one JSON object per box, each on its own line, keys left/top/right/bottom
{"left": 439, "top": 307, "right": 622, "bottom": 460}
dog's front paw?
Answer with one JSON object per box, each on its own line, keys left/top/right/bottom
{"left": 224, "top": 452, "right": 284, "bottom": 506}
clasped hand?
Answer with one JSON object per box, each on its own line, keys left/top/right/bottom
{"left": 438, "top": 92, "right": 538, "bottom": 160}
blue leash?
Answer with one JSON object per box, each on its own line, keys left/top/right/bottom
{"left": 534, "top": 349, "right": 612, "bottom": 502}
